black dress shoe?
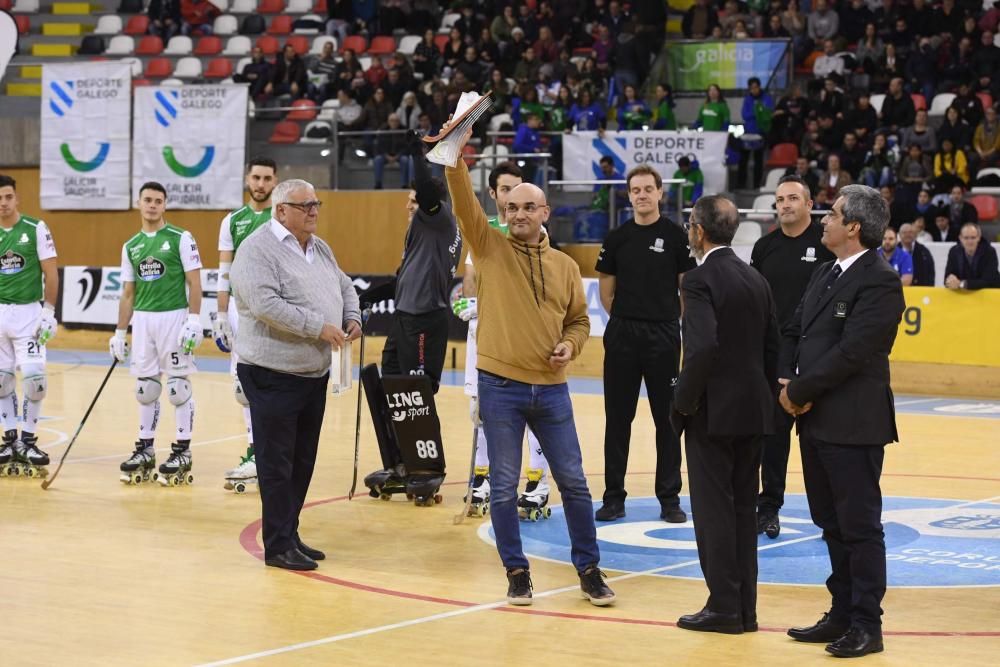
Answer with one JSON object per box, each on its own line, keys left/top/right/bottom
{"left": 826, "top": 626, "right": 884, "bottom": 658}
{"left": 595, "top": 503, "right": 625, "bottom": 521}
{"left": 743, "top": 614, "right": 758, "bottom": 632}
{"left": 787, "top": 612, "right": 851, "bottom": 643}
{"left": 265, "top": 548, "right": 318, "bottom": 571}
{"left": 757, "top": 511, "right": 780, "bottom": 538}
{"left": 660, "top": 506, "right": 687, "bottom": 523}
{"left": 677, "top": 608, "right": 744, "bottom": 634}
{"left": 297, "top": 540, "right": 326, "bottom": 561}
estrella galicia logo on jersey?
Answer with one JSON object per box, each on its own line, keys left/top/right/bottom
{"left": 162, "top": 145, "right": 215, "bottom": 178}
{"left": 0, "top": 250, "right": 25, "bottom": 275}
{"left": 138, "top": 257, "right": 167, "bottom": 282}
{"left": 484, "top": 495, "right": 1000, "bottom": 587}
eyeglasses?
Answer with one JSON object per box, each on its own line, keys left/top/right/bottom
{"left": 283, "top": 200, "right": 322, "bottom": 213}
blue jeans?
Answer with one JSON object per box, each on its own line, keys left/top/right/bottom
{"left": 478, "top": 371, "right": 600, "bottom": 572}
{"left": 373, "top": 154, "right": 413, "bottom": 188}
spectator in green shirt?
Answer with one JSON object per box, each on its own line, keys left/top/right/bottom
{"left": 651, "top": 84, "right": 678, "bottom": 130}
{"left": 670, "top": 156, "right": 705, "bottom": 207}
{"left": 694, "top": 84, "right": 730, "bottom": 132}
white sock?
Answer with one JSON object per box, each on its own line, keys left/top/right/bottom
{"left": 22, "top": 398, "right": 42, "bottom": 435}
{"left": 175, "top": 397, "right": 195, "bottom": 442}
{"left": 1, "top": 392, "right": 17, "bottom": 431}
{"left": 139, "top": 401, "right": 160, "bottom": 441}
{"left": 526, "top": 428, "right": 548, "bottom": 477}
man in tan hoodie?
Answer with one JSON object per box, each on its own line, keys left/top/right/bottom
{"left": 445, "top": 124, "right": 615, "bottom": 608}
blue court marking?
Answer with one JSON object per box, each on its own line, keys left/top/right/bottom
{"left": 479, "top": 495, "right": 1000, "bottom": 588}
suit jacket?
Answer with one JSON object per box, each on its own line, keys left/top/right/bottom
{"left": 944, "top": 240, "right": 1000, "bottom": 289}
{"left": 781, "top": 249, "right": 905, "bottom": 445}
{"left": 674, "top": 247, "right": 779, "bottom": 437}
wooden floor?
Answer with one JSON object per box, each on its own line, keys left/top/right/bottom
{"left": 2, "top": 347, "right": 998, "bottom": 666}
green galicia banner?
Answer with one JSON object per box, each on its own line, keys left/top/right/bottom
{"left": 667, "top": 40, "right": 791, "bottom": 92}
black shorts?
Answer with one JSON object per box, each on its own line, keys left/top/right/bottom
{"left": 381, "top": 308, "right": 449, "bottom": 393}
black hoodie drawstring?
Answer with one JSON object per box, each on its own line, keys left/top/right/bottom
{"left": 515, "top": 242, "right": 546, "bottom": 306}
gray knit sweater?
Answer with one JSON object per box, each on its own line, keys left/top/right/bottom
{"left": 231, "top": 225, "right": 361, "bottom": 377}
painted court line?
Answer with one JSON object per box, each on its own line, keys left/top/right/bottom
{"left": 67, "top": 433, "right": 246, "bottom": 464}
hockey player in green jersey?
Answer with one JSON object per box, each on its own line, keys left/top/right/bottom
{"left": 213, "top": 157, "right": 277, "bottom": 491}
{"left": 455, "top": 162, "right": 552, "bottom": 521}
{"left": 0, "top": 174, "right": 59, "bottom": 477}
{"left": 112, "top": 181, "right": 204, "bottom": 486}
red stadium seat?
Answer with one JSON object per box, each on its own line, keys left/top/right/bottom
{"left": 367, "top": 35, "right": 395, "bottom": 56}
{"left": 258, "top": 0, "right": 284, "bottom": 13}
{"left": 286, "top": 35, "right": 309, "bottom": 55}
{"left": 968, "top": 194, "right": 999, "bottom": 222}
{"left": 15, "top": 15, "right": 29, "bottom": 33}
{"left": 132, "top": 78, "right": 152, "bottom": 87}
{"left": 269, "top": 121, "right": 301, "bottom": 144}
{"left": 268, "top": 15, "right": 293, "bottom": 35}
{"left": 765, "top": 142, "right": 799, "bottom": 168}
{"left": 433, "top": 34, "right": 448, "bottom": 53}
{"left": 462, "top": 144, "right": 477, "bottom": 168}
{"left": 204, "top": 57, "right": 234, "bottom": 79}
{"left": 286, "top": 98, "right": 317, "bottom": 120}
{"left": 256, "top": 34, "right": 280, "bottom": 55}
{"left": 194, "top": 36, "right": 222, "bottom": 55}
{"left": 313, "top": 0, "right": 327, "bottom": 12}
{"left": 910, "top": 93, "right": 927, "bottom": 112}
{"left": 136, "top": 35, "right": 164, "bottom": 55}
{"left": 144, "top": 58, "right": 172, "bottom": 78}
{"left": 0, "top": 0, "right": 11, "bottom": 11}
{"left": 977, "top": 92, "right": 994, "bottom": 111}
{"left": 124, "top": 15, "right": 150, "bottom": 35}
{"left": 340, "top": 34, "right": 366, "bottom": 53}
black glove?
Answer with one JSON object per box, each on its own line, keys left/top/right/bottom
{"left": 404, "top": 129, "right": 425, "bottom": 157}
{"left": 411, "top": 133, "right": 443, "bottom": 215}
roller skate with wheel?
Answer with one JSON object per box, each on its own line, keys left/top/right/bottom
{"left": 120, "top": 439, "right": 157, "bottom": 484}
{"left": 13, "top": 433, "right": 49, "bottom": 479}
{"left": 364, "top": 466, "right": 407, "bottom": 501}
{"left": 157, "top": 442, "right": 193, "bottom": 486}
{"left": 407, "top": 472, "right": 444, "bottom": 507}
{"left": 0, "top": 430, "right": 18, "bottom": 477}
{"left": 464, "top": 466, "right": 490, "bottom": 517}
{"left": 223, "top": 447, "right": 257, "bottom": 494}
{"left": 517, "top": 468, "right": 552, "bottom": 521}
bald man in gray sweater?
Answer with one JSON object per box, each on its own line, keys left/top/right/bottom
{"left": 232, "top": 178, "right": 360, "bottom": 571}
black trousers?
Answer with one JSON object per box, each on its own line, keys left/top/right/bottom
{"left": 381, "top": 308, "right": 449, "bottom": 394}
{"left": 800, "top": 436, "right": 886, "bottom": 633}
{"left": 602, "top": 317, "right": 682, "bottom": 508}
{"left": 758, "top": 406, "right": 795, "bottom": 513}
{"left": 236, "top": 363, "right": 329, "bottom": 559}
{"left": 684, "top": 409, "right": 762, "bottom": 618}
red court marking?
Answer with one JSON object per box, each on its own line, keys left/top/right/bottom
{"left": 239, "top": 486, "right": 1000, "bottom": 639}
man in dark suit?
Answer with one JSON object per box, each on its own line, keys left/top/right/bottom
{"left": 672, "top": 195, "right": 779, "bottom": 635}
{"left": 780, "top": 184, "right": 905, "bottom": 658}
{"left": 898, "top": 222, "right": 935, "bottom": 286}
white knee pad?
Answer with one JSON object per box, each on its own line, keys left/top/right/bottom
{"left": 166, "top": 376, "right": 192, "bottom": 407}
{"left": 233, "top": 377, "right": 249, "bottom": 407}
{"left": 22, "top": 373, "right": 47, "bottom": 402}
{"left": 136, "top": 377, "right": 162, "bottom": 405}
{"left": 0, "top": 370, "right": 15, "bottom": 398}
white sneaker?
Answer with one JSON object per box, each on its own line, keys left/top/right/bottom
{"left": 225, "top": 455, "right": 256, "bottom": 480}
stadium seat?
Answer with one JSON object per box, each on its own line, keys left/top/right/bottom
{"left": 258, "top": 0, "right": 284, "bottom": 12}
{"left": 398, "top": 35, "right": 421, "bottom": 56}
{"left": 293, "top": 13, "right": 324, "bottom": 34}
{"left": 977, "top": 92, "right": 994, "bottom": 110}
{"left": 173, "top": 57, "right": 202, "bottom": 79}
{"left": 234, "top": 56, "right": 252, "bottom": 75}
{"left": 93, "top": 15, "right": 123, "bottom": 36}
{"left": 910, "top": 93, "right": 927, "bottom": 112}
{"left": 733, "top": 221, "right": 763, "bottom": 244}
{"left": 164, "top": 35, "right": 194, "bottom": 55}
{"left": 213, "top": 14, "right": 238, "bottom": 35}
{"left": 136, "top": 36, "right": 164, "bottom": 56}
{"left": 256, "top": 34, "right": 280, "bottom": 55}
{"left": 194, "top": 36, "right": 222, "bottom": 55}
{"left": 438, "top": 12, "right": 461, "bottom": 34}
{"left": 120, "top": 56, "right": 142, "bottom": 78}
{"left": 747, "top": 194, "right": 776, "bottom": 222}
{"left": 928, "top": 93, "right": 956, "bottom": 117}
{"left": 269, "top": 120, "right": 302, "bottom": 143}
{"left": 0, "top": 0, "right": 11, "bottom": 10}
{"left": 433, "top": 34, "right": 448, "bottom": 52}
{"left": 161, "top": 78, "right": 184, "bottom": 87}
{"left": 765, "top": 142, "right": 798, "bottom": 168}
{"left": 105, "top": 35, "right": 135, "bottom": 55}
{"left": 300, "top": 120, "right": 332, "bottom": 143}
{"left": 12, "top": 0, "right": 39, "bottom": 12}
{"left": 870, "top": 93, "right": 886, "bottom": 114}
{"left": 761, "top": 168, "right": 784, "bottom": 193}
{"left": 78, "top": 35, "right": 105, "bottom": 54}
{"left": 124, "top": 15, "right": 150, "bottom": 36}
{"left": 222, "top": 35, "right": 251, "bottom": 55}
{"left": 971, "top": 167, "right": 1000, "bottom": 194}
{"left": 268, "top": 15, "right": 293, "bottom": 34}
{"left": 318, "top": 98, "right": 340, "bottom": 120}
{"left": 144, "top": 58, "right": 173, "bottom": 79}
{"left": 968, "top": 194, "right": 999, "bottom": 221}
{"left": 489, "top": 113, "right": 512, "bottom": 133}
{"left": 287, "top": 98, "right": 318, "bottom": 120}
{"left": 132, "top": 78, "right": 151, "bottom": 87}
{"left": 368, "top": 35, "right": 395, "bottom": 56}
{"left": 309, "top": 35, "right": 337, "bottom": 54}
{"left": 287, "top": 0, "right": 311, "bottom": 11}
{"left": 313, "top": 0, "right": 327, "bottom": 11}
{"left": 357, "top": 55, "right": 372, "bottom": 70}
{"left": 285, "top": 35, "right": 309, "bottom": 54}
{"left": 15, "top": 15, "right": 29, "bottom": 33}
{"left": 230, "top": 0, "right": 256, "bottom": 12}
{"left": 340, "top": 34, "right": 366, "bottom": 53}
{"left": 469, "top": 164, "right": 488, "bottom": 193}
{"left": 205, "top": 57, "right": 233, "bottom": 79}
{"left": 240, "top": 13, "right": 266, "bottom": 34}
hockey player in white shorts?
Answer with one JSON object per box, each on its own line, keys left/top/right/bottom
{"left": 111, "top": 181, "right": 204, "bottom": 486}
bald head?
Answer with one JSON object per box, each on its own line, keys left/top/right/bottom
{"left": 504, "top": 183, "right": 550, "bottom": 243}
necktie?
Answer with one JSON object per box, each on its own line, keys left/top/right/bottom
{"left": 819, "top": 264, "right": 842, "bottom": 300}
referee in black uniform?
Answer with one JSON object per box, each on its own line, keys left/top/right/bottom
{"left": 595, "top": 164, "right": 695, "bottom": 523}
{"left": 749, "top": 174, "right": 834, "bottom": 537}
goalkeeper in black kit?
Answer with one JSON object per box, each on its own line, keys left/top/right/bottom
{"left": 381, "top": 131, "right": 463, "bottom": 393}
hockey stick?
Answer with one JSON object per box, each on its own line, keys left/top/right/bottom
{"left": 41, "top": 358, "right": 118, "bottom": 490}
{"left": 453, "top": 425, "right": 480, "bottom": 525}
{"left": 348, "top": 307, "right": 371, "bottom": 500}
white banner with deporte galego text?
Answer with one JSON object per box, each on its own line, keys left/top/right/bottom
{"left": 562, "top": 130, "right": 728, "bottom": 196}
{"left": 131, "top": 84, "right": 248, "bottom": 209}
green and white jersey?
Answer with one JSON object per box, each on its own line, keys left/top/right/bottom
{"left": 120, "top": 223, "right": 202, "bottom": 313}
{"left": 0, "top": 215, "right": 57, "bottom": 305}
{"left": 464, "top": 215, "right": 508, "bottom": 267}
{"left": 218, "top": 204, "right": 272, "bottom": 254}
